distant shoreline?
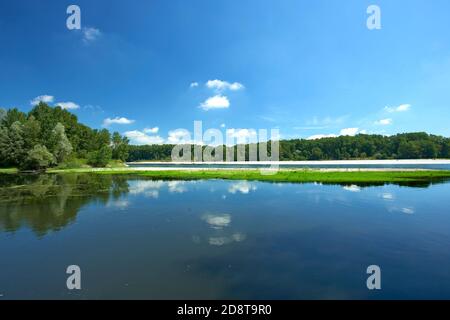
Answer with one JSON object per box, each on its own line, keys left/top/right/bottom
{"left": 127, "top": 159, "right": 450, "bottom": 166}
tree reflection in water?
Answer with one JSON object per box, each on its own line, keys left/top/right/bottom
{"left": 0, "top": 174, "right": 129, "bottom": 236}
{"left": 0, "top": 173, "right": 444, "bottom": 237}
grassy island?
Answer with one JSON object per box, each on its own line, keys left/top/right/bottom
{"left": 34, "top": 168, "right": 450, "bottom": 184}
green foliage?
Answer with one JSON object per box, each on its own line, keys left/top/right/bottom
{"left": 2, "top": 108, "right": 27, "bottom": 128}
{"left": 112, "top": 131, "right": 130, "bottom": 161}
{"left": 0, "top": 104, "right": 128, "bottom": 170}
{"left": 56, "top": 157, "right": 88, "bottom": 169}
{"left": 0, "top": 108, "right": 6, "bottom": 122}
{"left": 8, "top": 122, "right": 27, "bottom": 167}
{"left": 87, "top": 146, "right": 113, "bottom": 167}
{"left": 311, "top": 147, "right": 323, "bottom": 160}
{"left": 127, "top": 132, "right": 450, "bottom": 161}
{"left": 50, "top": 123, "right": 73, "bottom": 163}
{"left": 23, "top": 115, "right": 41, "bottom": 150}
{"left": 127, "top": 144, "right": 175, "bottom": 161}
{"left": 0, "top": 126, "right": 12, "bottom": 166}
{"left": 443, "top": 141, "right": 450, "bottom": 158}
{"left": 22, "top": 144, "right": 55, "bottom": 171}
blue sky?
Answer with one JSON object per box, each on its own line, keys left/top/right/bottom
{"left": 1, "top": 0, "right": 450, "bottom": 144}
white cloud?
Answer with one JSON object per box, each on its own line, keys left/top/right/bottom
{"left": 143, "top": 127, "right": 159, "bottom": 134}
{"left": 388, "top": 205, "right": 415, "bottom": 215}
{"left": 343, "top": 185, "right": 361, "bottom": 192}
{"left": 375, "top": 118, "right": 393, "bottom": 126}
{"left": 83, "top": 27, "right": 101, "bottom": 43}
{"left": 167, "top": 129, "right": 192, "bottom": 144}
{"left": 381, "top": 193, "right": 395, "bottom": 200}
{"left": 198, "top": 80, "right": 244, "bottom": 110}
{"left": 103, "top": 117, "right": 135, "bottom": 127}
{"left": 307, "top": 128, "right": 365, "bottom": 140}
{"left": 228, "top": 181, "right": 257, "bottom": 194}
{"left": 190, "top": 82, "right": 199, "bottom": 88}
{"left": 206, "top": 79, "right": 244, "bottom": 92}
{"left": 200, "top": 95, "right": 230, "bottom": 110}
{"left": 385, "top": 104, "right": 411, "bottom": 113}
{"left": 56, "top": 101, "right": 80, "bottom": 110}
{"left": 129, "top": 180, "right": 164, "bottom": 197}
{"left": 339, "top": 128, "right": 360, "bottom": 136}
{"left": 167, "top": 181, "right": 188, "bottom": 193}
{"left": 401, "top": 207, "right": 415, "bottom": 214}
{"left": 124, "top": 130, "right": 164, "bottom": 145}
{"left": 202, "top": 213, "right": 231, "bottom": 229}
{"left": 220, "top": 123, "right": 226, "bottom": 128}
{"left": 307, "top": 134, "right": 338, "bottom": 140}
{"left": 31, "top": 95, "right": 80, "bottom": 110}
{"left": 229, "top": 82, "right": 245, "bottom": 91}
{"left": 30, "top": 95, "right": 54, "bottom": 106}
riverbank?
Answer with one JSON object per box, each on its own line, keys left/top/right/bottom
{"left": 129, "top": 159, "right": 450, "bottom": 166}
{"left": 41, "top": 168, "right": 450, "bottom": 184}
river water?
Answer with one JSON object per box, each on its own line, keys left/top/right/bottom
{"left": 1, "top": 173, "right": 450, "bottom": 299}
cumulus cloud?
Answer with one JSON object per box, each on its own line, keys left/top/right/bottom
{"left": 129, "top": 180, "right": 164, "bottom": 198}
{"left": 167, "top": 129, "right": 192, "bottom": 144}
{"left": 103, "top": 117, "right": 135, "bottom": 127}
{"left": 384, "top": 104, "right": 411, "bottom": 113}
{"left": 202, "top": 213, "right": 231, "bottom": 229}
{"left": 307, "top": 134, "right": 338, "bottom": 140}
{"left": 143, "top": 127, "right": 159, "bottom": 134}
{"left": 343, "top": 185, "right": 361, "bottom": 192}
{"left": 200, "top": 95, "right": 230, "bottom": 110}
{"left": 228, "top": 181, "right": 257, "bottom": 194}
{"left": 124, "top": 130, "right": 164, "bottom": 145}
{"left": 190, "top": 82, "right": 199, "bottom": 88}
{"left": 82, "top": 27, "right": 101, "bottom": 43}
{"left": 30, "top": 95, "right": 54, "bottom": 106}
{"left": 56, "top": 101, "right": 80, "bottom": 110}
{"left": 307, "top": 128, "right": 364, "bottom": 140}
{"left": 197, "top": 79, "right": 244, "bottom": 111}
{"left": 381, "top": 193, "right": 395, "bottom": 200}
{"left": 206, "top": 80, "right": 245, "bottom": 92}
{"left": 375, "top": 118, "right": 393, "bottom": 126}
{"left": 30, "top": 95, "right": 80, "bottom": 110}
{"left": 167, "top": 181, "right": 188, "bottom": 193}
{"left": 339, "top": 128, "right": 360, "bottom": 136}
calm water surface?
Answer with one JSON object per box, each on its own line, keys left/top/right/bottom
{"left": 1, "top": 174, "right": 450, "bottom": 299}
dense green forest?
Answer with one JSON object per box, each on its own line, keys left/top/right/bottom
{"left": 0, "top": 103, "right": 129, "bottom": 170}
{"left": 128, "top": 132, "right": 450, "bottom": 161}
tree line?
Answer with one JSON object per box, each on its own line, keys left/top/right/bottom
{"left": 128, "top": 132, "right": 450, "bottom": 161}
{"left": 2, "top": 104, "right": 449, "bottom": 168}
{"left": 0, "top": 103, "right": 129, "bottom": 170}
